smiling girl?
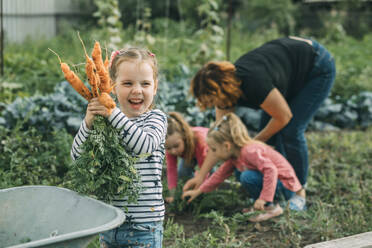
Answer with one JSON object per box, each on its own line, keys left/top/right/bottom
{"left": 71, "top": 47, "right": 166, "bottom": 247}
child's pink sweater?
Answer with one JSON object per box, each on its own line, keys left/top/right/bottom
{"left": 199, "top": 142, "right": 302, "bottom": 202}
{"left": 166, "top": 127, "right": 209, "bottom": 190}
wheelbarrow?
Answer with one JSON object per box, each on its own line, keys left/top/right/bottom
{"left": 0, "top": 186, "right": 126, "bottom": 248}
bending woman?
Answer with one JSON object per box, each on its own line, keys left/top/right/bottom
{"left": 184, "top": 36, "right": 336, "bottom": 196}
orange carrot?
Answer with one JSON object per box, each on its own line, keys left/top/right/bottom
{"left": 87, "top": 59, "right": 100, "bottom": 98}
{"left": 78, "top": 33, "right": 100, "bottom": 98}
{"left": 98, "top": 92, "right": 116, "bottom": 111}
{"left": 48, "top": 48, "right": 92, "bottom": 101}
{"left": 104, "top": 44, "right": 109, "bottom": 70}
{"left": 92, "top": 41, "right": 112, "bottom": 94}
{"left": 61, "top": 63, "right": 93, "bottom": 101}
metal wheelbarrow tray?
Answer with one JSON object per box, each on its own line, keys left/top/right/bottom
{"left": 0, "top": 186, "right": 125, "bottom": 248}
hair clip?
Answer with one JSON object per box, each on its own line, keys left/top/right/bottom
{"left": 148, "top": 52, "right": 155, "bottom": 57}
{"left": 109, "top": 50, "right": 121, "bottom": 68}
{"left": 222, "top": 115, "right": 228, "bottom": 121}
{"left": 213, "top": 126, "right": 219, "bottom": 131}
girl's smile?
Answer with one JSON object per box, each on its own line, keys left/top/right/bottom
{"left": 128, "top": 97, "right": 144, "bottom": 109}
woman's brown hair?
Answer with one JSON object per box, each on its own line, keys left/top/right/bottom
{"left": 190, "top": 61, "right": 243, "bottom": 110}
{"left": 167, "top": 112, "right": 195, "bottom": 165}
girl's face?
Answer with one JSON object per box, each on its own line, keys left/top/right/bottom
{"left": 206, "top": 137, "right": 234, "bottom": 161}
{"left": 113, "top": 60, "right": 157, "bottom": 118}
{"left": 165, "top": 132, "right": 185, "bottom": 157}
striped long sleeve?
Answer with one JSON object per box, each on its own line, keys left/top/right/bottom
{"left": 71, "top": 120, "right": 91, "bottom": 161}
{"left": 70, "top": 108, "right": 167, "bottom": 223}
{"left": 108, "top": 108, "right": 165, "bottom": 155}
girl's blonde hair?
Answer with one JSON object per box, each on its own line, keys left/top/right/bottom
{"left": 190, "top": 61, "right": 243, "bottom": 110}
{"left": 167, "top": 112, "right": 195, "bottom": 165}
{"left": 208, "top": 113, "right": 254, "bottom": 148}
{"left": 109, "top": 47, "right": 158, "bottom": 82}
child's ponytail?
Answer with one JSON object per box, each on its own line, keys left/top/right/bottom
{"left": 208, "top": 113, "right": 253, "bottom": 147}
{"left": 167, "top": 112, "right": 195, "bottom": 164}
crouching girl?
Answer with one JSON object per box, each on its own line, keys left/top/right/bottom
{"left": 165, "top": 111, "right": 210, "bottom": 203}
{"left": 182, "top": 113, "right": 306, "bottom": 222}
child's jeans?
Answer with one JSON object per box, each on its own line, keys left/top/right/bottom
{"left": 178, "top": 159, "right": 217, "bottom": 179}
{"left": 235, "top": 169, "right": 295, "bottom": 201}
{"left": 100, "top": 221, "right": 163, "bottom": 248}
{"left": 178, "top": 159, "right": 195, "bottom": 179}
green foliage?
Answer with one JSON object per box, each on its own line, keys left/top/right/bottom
{"left": 164, "top": 177, "right": 249, "bottom": 216}
{"left": 237, "top": 0, "right": 298, "bottom": 35}
{"left": 325, "top": 34, "right": 372, "bottom": 100}
{"left": 191, "top": 0, "right": 224, "bottom": 66}
{"left": 298, "top": 0, "right": 372, "bottom": 40}
{"left": 156, "top": 72, "right": 215, "bottom": 127}
{"left": 0, "top": 125, "right": 73, "bottom": 189}
{"left": 2, "top": 21, "right": 372, "bottom": 104}
{"left": 64, "top": 116, "right": 141, "bottom": 205}
{"left": 2, "top": 43, "right": 61, "bottom": 96}
{"left": 0, "top": 82, "right": 27, "bottom": 105}
{"left": 1, "top": 28, "right": 99, "bottom": 101}
{"left": 93, "top": 0, "right": 123, "bottom": 50}
{"left": 0, "top": 81, "right": 86, "bottom": 135}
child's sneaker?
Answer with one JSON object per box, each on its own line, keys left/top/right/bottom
{"left": 289, "top": 195, "right": 306, "bottom": 211}
{"left": 248, "top": 204, "right": 283, "bottom": 222}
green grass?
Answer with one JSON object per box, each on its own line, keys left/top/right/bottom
{"left": 88, "top": 128, "right": 372, "bottom": 247}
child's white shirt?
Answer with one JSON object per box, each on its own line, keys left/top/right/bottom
{"left": 71, "top": 107, "right": 167, "bottom": 223}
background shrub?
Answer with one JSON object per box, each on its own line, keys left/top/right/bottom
{"left": 0, "top": 125, "right": 73, "bottom": 189}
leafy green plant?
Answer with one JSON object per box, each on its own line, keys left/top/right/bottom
{"left": 133, "top": 7, "right": 156, "bottom": 48}
{"left": 64, "top": 116, "right": 142, "bottom": 205}
{"left": 0, "top": 81, "right": 86, "bottom": 135}
{"left": 0, "top": 82, "right": 26, "bottom": 105}
{"left": 0, "top": 124, "right": 73, "bottom": 189}
{"left": 93, "top": 0, "right": 123, "bottom": 50}
{"left": 191, "top": 0, "right": 224, "bottom": 67}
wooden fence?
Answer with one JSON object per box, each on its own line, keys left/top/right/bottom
{"left": 1, "top": 0, "right": 93, "bottom": 44}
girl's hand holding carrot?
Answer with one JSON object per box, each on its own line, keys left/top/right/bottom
{"left": 85, "top": 98, "right": 111, "bottom": 129}
{"left": 50, "top": 35, "right": 117, "bottom": 128}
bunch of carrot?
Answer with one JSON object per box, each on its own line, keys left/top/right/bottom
{"left": 50, "top": 36, "right": 116, "bottom": 114}
{"left": 51, "top": 37, "right": 141, "bottom": 204}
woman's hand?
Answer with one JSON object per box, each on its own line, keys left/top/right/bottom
{"left": 85, "top": 98, "right": 111, "bottom": 129}
{"left": 256, "top": 88, "right": 293, "bottom": 142}
{"left": 182, "top": 189, "right": 202, "bottom": 203}
{"left": 254, "top": 199, "right": 266, "bottom": 210}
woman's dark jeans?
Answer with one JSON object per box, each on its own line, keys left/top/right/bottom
{"left": 259, "top": 40, "right": 336, "bottom": 186}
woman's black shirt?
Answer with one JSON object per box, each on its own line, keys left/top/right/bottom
{"left": 234, "top": 37, "right": 315, "bottom": 109}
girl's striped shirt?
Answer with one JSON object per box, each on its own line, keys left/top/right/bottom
{"left": 71, "top": 107, "right": 167, "bottom": 223}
